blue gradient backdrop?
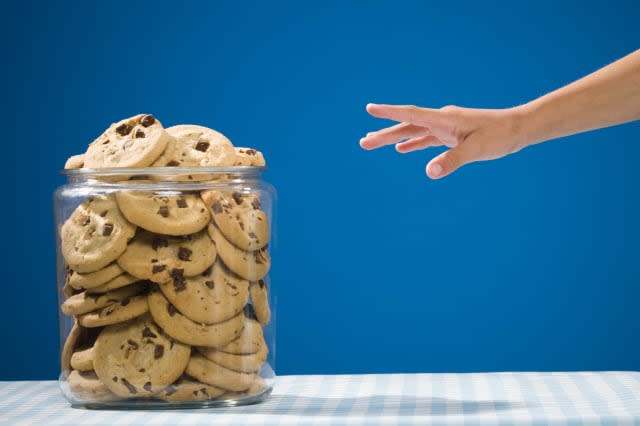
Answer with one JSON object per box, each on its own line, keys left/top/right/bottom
{"left": 1, "top": 1, "right": 639, "bottom": 379}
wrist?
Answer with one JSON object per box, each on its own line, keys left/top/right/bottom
{"left": 508, "top": 102, "right": 543, "bottom": 151}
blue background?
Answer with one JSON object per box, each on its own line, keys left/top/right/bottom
{"left": 1, "top": 1, "right": 639, "bottom": 379}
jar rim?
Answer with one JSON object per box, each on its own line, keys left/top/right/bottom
{"left": 61, "top": 166, "right": 265, "bottom": 177}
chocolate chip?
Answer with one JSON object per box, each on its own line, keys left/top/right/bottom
{"left": 151, "top": 236, "right": 168, "bottom": 250}
{"left": 212, "top": 201, "right": 222, "bottom": 214}
{"left": 239, "top": 222, "right": 245, "bottom": 231}
{"left": 258, "top": 279, "right": 266, "bottom": 288}
{"left": 127, "top": 339, "right": 139, "bottom": 350}
{"left": 154, "top": 344, "right": 164, "bottom": 359}
{"left": 177, "top": 247, "right": 192, "bottom": 261}
{"left": 140, "top": 115, "right": 155, "bottom": 127}
{"left": 172, "top": 269, "right": 186, "bottom": 292}
{"left": 167, "top": 302, "right": 177, "bottom": 316}
{"left": 165, "top": 385, "right": 177, "bottom": 396}
{"left": 157, "top": 206, "right": 169, "bottom": 218}
{"left": 251, "top": 199, "right": 260, "bottom": 210}
{"left": 176, "top": 198, "right": 188, "bottom": 208}
{"left": 248, "top": 232, "right": 257, "bottom": 240}
{"left": 151, "top": 258, "right": 158, "bottom": 263}
{"left": 121, "top": 297, "right": 131, "bottom": 306}
{"left": 102, "top": 223, "right": 114, "bottom": 236}
{"left": 81, "top": 215, "right": 90, "bottom": 226}
{"left": 226, "top": 282, "right": 237, "bottom": 290}
{"left": 112, "top": 376, "right": 118, "bottom": 382}
{"left": 143, "top": 381, "right": 152, "bottom": 392}
{"left": 152, "top": 264, "right": 166, "bottom": 274}
{"left": 245, "top": 149, "right": 257, "bottom": 155}
{"left": 139, "top": 368, "right": 146, "bottom": 373}
{"left": 142, "top": 327, "right": 158, "bottom": 339}
{"left": 232, "top": 192, "right": 244, "bottom": 205}
{"left": 121, "top": 378, "right": 137, "bottom": 394}
{"left": 205, "top": 280, "right": 215, "bottom": 289}
{"left": 194, "top": 140, "right": 210, "bottom": 152}
{"left": 116, "top": 123, "right": 133, "bottom": 136}
{"left": 102, "top": 139, "right": 110, "bottom": 145}
{"left": 166, "top": 160, "right": 180, "bottom": 167}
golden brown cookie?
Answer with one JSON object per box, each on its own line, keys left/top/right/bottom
{"left": 157, "top": 377, "right": 226, "bottom": 402}
{"left": 61, "top": 281, "right": 147, "bottom": 316}
{"left": 77, "top": 294, "right": 149, "bottom": 328}
{"left": 61, "top": 195, "right": 136, "bottom": 273}
{"left": 198, "top": 343, "right": 267, "bottom": 373}
{"left": 116, "top": 190, "right": 210, "bottom": 236}
{"left": 67, "top": 370, "right": 120, "bottom": 402}
{"left": 217, "top": 309, "right": 266, "bottom": 355}
{"left": 148, "top": 289, "right": 244, "bottom": 347}
{"left": 67, "top": 263, "right": 125, "bottom": 291}
{"left": 86, "top": 274, "right": 140, "bottom": 294}
{"left": 185, "top": 354, "right": 256, "bottom": 392}
{"left": 84, "top": 114, "right": 171, "bottom": 168}
{"left": 93, "top": 314, "right": 190, "bottom": 398}
{"left": 70, "top": 347, "right": 94, "bottom": 372}
{"left": 158, "top": 261, "right": 249, "bottom": 325}
{"left": 233, "top": 147, "right": 265, "bottom": 167}
{"left": 153, "top": 125, "right": 236, "bottom": 167}
{"left": 201, "top": 190, "right": 269, "bottom": 251}
{"left": 64, "top": 154, "right": 85, "bottom": 169}
{"left": 249, "top": 279, "right": 271, "bottom": 326}
{"left": 208, "top": 225, "right": 270, "bottom": 281}
{"left": 118, "top": 229, "right": 216, "bottom": 283}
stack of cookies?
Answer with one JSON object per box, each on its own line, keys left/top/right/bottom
{"left": 58, "top": 114, "right": 272, "bottom": 404}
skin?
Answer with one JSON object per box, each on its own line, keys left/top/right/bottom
{"left": 360, "top": 49, "right": 640, "bottom": 179}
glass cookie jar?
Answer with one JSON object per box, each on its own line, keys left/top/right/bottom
{"left": 54, "top": 167, "right": 276, "bottom": 408}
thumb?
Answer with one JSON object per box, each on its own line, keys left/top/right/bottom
{"left": 426, "top": 143, "right": 477, "bottom": 179}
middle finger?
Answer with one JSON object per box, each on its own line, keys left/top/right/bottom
{"left": 360, "top": 122, "right": 431, "bottom": 150}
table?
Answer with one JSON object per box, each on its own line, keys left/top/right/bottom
{"left": 1, "top": 372, "right": 639, "bottom": 425}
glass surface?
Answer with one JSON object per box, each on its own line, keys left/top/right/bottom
{"left": 54, "top": 168, "right": 276, "bottom": 408}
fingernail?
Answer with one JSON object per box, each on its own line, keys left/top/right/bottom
{"left": 430, "top": 163, "right": 442, "bottom": 178}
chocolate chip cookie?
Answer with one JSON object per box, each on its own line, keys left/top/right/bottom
{"left": 84, "top": 114, "right": 171, "bottom": 168}
{"left": 249, "top": 279, "right": 271, "bottom": 326}
{"left": 201, "top": 190, "right": 270, "bottom": 251}
{"left": 233, "top": 147, "right": 265, "bottom": 167}
{"left": 67, "top": 263, "right": 125, "bottom": 291}
{"left": 77, "top": 294, "right": 149, "bottom": 328}
{"left": 148, "top": 289, "right": 244, "bottom": 347}
{"left": 157, "top": 377, "right": 225, "bottom": 402}
{"left": 208, "top": 224, "right": 270, "bottom": 281}
{"left": 61, "top": 281, "right": 147, "bottom": 316}
{"left": 61, "top": 195, "right": 136, "bottom": 273}
{"left": 93, "top": 314, "right": 190, "bottom": 398}
{"left": 158, "top": 260, "right": 249, "bottom": 324}
{"left": 153, "top": 124, "right": 236, "bottom": 167}
{"left": 116, "top": 190, "right": 210, "bottom": 236}
{"left": 70, "top": 346, "right": 94, "bottom": 372}
{"left": 198, "top": 343, "right": 267, "bottom": 373}
{"left": 66, "top": 370, "right": 119, "bottom": 402}
{"left": 185, "top": 354, "right": 256, "bottom": 392}
{"left": 217, "top": 311, "right": 266, "bottom": 355}
{"left": 117, "top": 229, "right": 216, "bottom": 283}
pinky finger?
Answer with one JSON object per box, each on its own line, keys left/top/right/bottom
{"left": 395, "top": 135, "right": 443, "bottom": 153}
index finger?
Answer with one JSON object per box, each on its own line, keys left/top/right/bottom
{"left": 366, "top": 103, "right": 454, "bottom": 134}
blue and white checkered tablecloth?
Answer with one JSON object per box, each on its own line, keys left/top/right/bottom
{"left": 1, "top": 372, "right": 639, "bottom": 425}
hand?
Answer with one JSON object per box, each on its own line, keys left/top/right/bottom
{"left": 360, "top": 103, "right": 529, "bottom": 179}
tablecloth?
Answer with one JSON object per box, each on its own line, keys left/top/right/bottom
{"left": 1, "top": 371, "right": 639, "bottom": 425}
